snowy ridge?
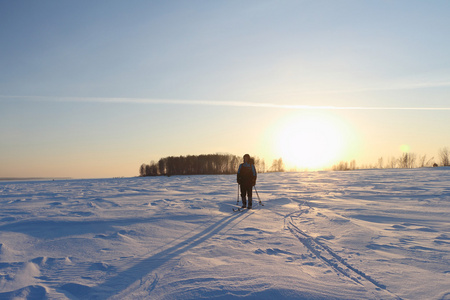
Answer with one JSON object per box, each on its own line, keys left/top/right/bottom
{"left": 1, "top": 169, "right": 450, "bottom": 299}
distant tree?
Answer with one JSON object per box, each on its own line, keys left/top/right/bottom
{"left": 408, "top": 153, "right": 416, "bottom": 168}
{"left": 139, "top": 164, "right": 146, "bottom": 176}
{"left": 147, "top": 161, "right": 158, "bottom": 176}
{"left": 387, "top": 157, "right": 397, "bottom": 169}
{"left": 145, "top": 164, "right": 151, "bottom": 176}
{"left": 331, "top": 160, "right": 357, "bottom": 171}
{"left": 332, "top": 161, "right": 348, "bottom": 171}
{"left": 419, "top": 155, "right": 427, "bottom": 168}
{"left": 426, "top": 157, "right": 435, "bottom": 167}
{"left": 158, "top": 158, "right": 167, "bottom": 175}
{"left": 418, "top": 154, "right": 434, "bottom": 168}
{"left": 143, "top": 164, "right": 157, "bottom": 176}
{"left": 270, "top": 158, "right": 285, "bottom": 172}
{"left": 398, "top": 153, "right": 407, "bottom": 168}
{"left": 254, "top": 157, "right": 266, "bottom": 173}
{"left": 377, "top": 157, "right": 384, "bottom": 169}
{"left": 439, "top": 147, "right": 450, "bottom": 166}
{"left": 398, "top": 153, "right": 416, "bottom": 169}
{"left": 230, "top": 155, "right": 240, "bottom": 173}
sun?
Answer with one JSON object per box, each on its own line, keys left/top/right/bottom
{"left": 269, "top": 111, "right": 350, "bottom": 170}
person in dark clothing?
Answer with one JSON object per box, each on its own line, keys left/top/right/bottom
{"left": 237, "top": 154, "right": 257, "bottom": 209}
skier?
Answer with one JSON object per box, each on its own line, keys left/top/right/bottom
{"left": 237, "top": 154, "right": 257, "bottom": 209}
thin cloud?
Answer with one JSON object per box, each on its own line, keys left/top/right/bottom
{"left": 1, "top": 95, "right": 450, "bottom": 110}
{"left": 305, "top": 80, "right": 450, "bottom": 95}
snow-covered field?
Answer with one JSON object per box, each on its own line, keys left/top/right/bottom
{"left": 1, "top": 169, "right": 450, "bottom": 299}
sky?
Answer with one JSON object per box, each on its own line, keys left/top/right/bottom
{"left": 1, "top": 0, "right": 450, "bottom": 178}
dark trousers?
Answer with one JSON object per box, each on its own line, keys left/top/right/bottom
{"left": 240, "top": 184, "right": 253, "bottom": 207}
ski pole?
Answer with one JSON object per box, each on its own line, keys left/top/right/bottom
{"left": 237, "top": 184, "right": 240, "bottom": 205}
{"left": 254, "top": 186, "right": 264, "bottom": 206}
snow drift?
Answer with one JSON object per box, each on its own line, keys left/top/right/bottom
{"left": 1, "top": 168, "right": 450, "bottom": 299}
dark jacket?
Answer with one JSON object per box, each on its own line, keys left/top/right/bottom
{"left": 237, "top": 162, "right": 257, "bottom": 186}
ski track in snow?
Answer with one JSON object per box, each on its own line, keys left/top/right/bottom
{"left": 1, "top": 169, "right": 450, "bottom": 299}
{"left": 286, "top": 208, "right": 401, "bottom": 299}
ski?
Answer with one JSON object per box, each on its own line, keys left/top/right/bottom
{"left": 232, "top": 207, "right": 254, "bottom": 212}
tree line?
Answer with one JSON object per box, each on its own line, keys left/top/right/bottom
{"left": 140, "top": 147, "right": 450, "bottom": 176}
{"left": 139, "top": 154, "right": 285, "bottom": 177}
{"left": 332, "top": 147, "right": 450, "bottom": 171}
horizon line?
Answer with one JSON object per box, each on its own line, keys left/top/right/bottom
{"left": 2, "top": 95, "right": 450, "bottom": 110}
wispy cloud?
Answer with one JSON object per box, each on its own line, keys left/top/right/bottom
{"left": 304, "top": 80, "right": 450, "bottom": 95}
{"left": 2, "top": 95, "right": 450, "bottom": 110}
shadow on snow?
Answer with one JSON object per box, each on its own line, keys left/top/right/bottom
{"left": 59, "top": 212, "right": 249, "bottom": 299}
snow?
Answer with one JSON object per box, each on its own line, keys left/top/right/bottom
{"left": 1, "top": 169, "right": 450, "bottom": 299}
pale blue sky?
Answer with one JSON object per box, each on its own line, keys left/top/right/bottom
{"left": 1, "top": 1, "right": 450, "bottom": 178}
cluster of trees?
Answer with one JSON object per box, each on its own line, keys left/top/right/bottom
{"left": 331, "top": 160, "right": 357, "bottom": 171}
{"left": 140, "top": 147, "right": 450, "bottom": 176}
{"left": 139, "top": 154, "right": 283, "bottom": 177}
{"left": 270, "top": 158, "right": 285, "bottom": 172}
{"left": 332, "top": 147, "right": 450, "bottom": 171}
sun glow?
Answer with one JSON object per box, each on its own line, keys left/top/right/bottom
{"left": 267, "top": 112, "right": 352, "bottom": 170}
